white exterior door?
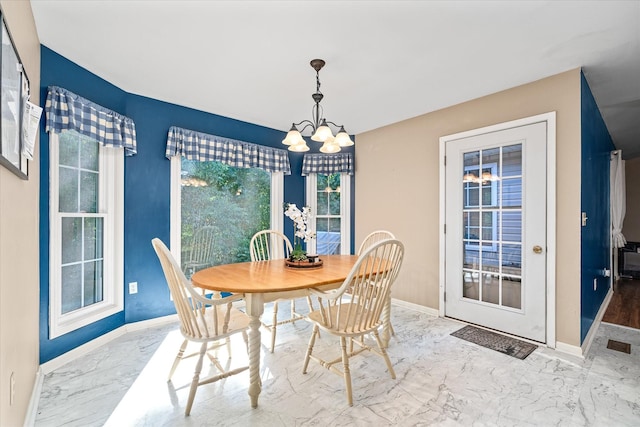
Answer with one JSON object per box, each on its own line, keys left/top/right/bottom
{"left": 444, "top": 121, "right": 547, "bottom": 342}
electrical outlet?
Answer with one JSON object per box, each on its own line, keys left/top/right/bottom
{"left": 9, "top": 372, "right": 15, "bottom": 406}
{"left": 129, "top": 281, "right": 138, "bottom": 294}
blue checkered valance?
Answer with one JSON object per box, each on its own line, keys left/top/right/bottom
{"left": 165, "top": 126, "right": 291, "bottom": 175}
{"left": 45, "top": 86, "right": 137, "bottom": 156}
{"left": 302, "top": 153, "right": 354, "bottom": 176}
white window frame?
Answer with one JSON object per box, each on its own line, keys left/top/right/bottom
{"left": 170, "top": 157, "right": 284, "bottom": 264}
{"left": 49, "top": 132, "right": 124, "bottom": 339}
{"left": 305, "top": 172, "right": 351, "bottom": 255}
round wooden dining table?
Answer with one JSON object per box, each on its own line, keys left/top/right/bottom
{"left": 192, "top": 254, "right": 386, "bottom": 408}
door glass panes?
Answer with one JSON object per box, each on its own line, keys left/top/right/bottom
{"left": 181, "top": 159, "right": 270, "bottom": 277}
{"left": 315, "top": 173, "right": 342, "bottom": 255}
{"left": 58, "top": 130, "right": 104, "bottom": 314}
{"left": 461, "top": 144, "right": 523, "bottom": 309}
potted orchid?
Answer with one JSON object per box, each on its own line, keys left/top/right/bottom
{"left": 284, "top": 203, "right": 315, "bottom": 261}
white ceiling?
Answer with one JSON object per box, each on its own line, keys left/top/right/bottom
{"left": 30, "top": 1, "right": 640, "bottom": 158}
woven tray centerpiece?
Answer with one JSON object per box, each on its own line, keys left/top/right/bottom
{"left": 285, "top": 254, "right": 323, "bottom": 269}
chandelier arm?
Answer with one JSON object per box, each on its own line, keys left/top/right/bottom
{"left": 323, "top": 120, "right": 344, "bottom": 130}
{"left": 292, "top": 120, "right": 316, "bottom": 134}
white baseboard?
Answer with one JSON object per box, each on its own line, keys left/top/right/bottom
{"left": 555, "top": 341, "right": 584, "bottom": 358}
{"left": 555, "top": 286, "right": 613, "bottom": 359}
{"left": 23, "top": 367, "right": 44, "bottom": 427}
{"left": 581, "top": 287, "right": 613, "bottom": 356}
{"left": 40, "top": 314, "right": 179, "bottom": 375}
{"left": 391, "top": 298, "right": 439, "bottom": 317}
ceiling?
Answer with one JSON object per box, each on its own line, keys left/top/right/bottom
{"left": 30, "top": 1, "right": 640, "bottom": 158}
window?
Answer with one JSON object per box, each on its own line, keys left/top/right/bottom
{"left": 306, "top": 172, "right": 351, "bottom": 255}
{"left": 171, "top": 158, "right": 283, "bottom": 273}
{"left": 49, "top": 130, "right": 124, "bottom": 338}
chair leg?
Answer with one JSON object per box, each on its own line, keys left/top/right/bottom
{"left": 290, "top": 299, "right": 296, "bottom": 320}
{"left": 340, "top": 336, "right": 353, "bottom": 406}
{"left": 169, "top": 339, "right": 189, "bottom": 381}
{"left": 372, "top": 330, "right": 396, "bottom": 379}
{"left": 270, "top": 302, "right": 279, "bottom": 353}
{"left": 185, "top": 342, "right": 207, "bottom": 416}
{"left": 242, "top": 330, "right": 249, "bottom": 355}
{"left": 302, "top": 325, "right": 319, "bottom": 374}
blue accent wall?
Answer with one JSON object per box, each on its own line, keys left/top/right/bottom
{"left": 39, "top": 46, "right": 356, "bottom": 363}
{"left": 580, "top": 71, "right": 615, "bottom": 343}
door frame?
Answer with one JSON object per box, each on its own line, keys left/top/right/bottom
{"left": 438, "top": 112, "right": 557, "bottom": 347}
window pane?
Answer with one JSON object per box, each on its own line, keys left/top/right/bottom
{"left": 502, "top": 244, "right": 522, "bottom": 275}
{"left": 502, "top": 211, "right": 522, "bottom": 242}
{"left": 482, "top": 148, "right": 500, "bottom": 177}
{"left": 502, "top": 144, "right": 522, "bottom": 177}
{"left": 329, "top": 191, "right": 341, "bottom": 215}
{"left": 463, "top": 245, "right": 479, "bottom": 269}
{"left": 317, "top": 191, "right": 328, "bottom": 215}
{"left": 80, "top": 136, "right": 99, "bottom": 171}
{"left": 316, "top": 230, "right": 340, "bottom": 255}
{"left": 463, "top": 211, "right": 479, "bottom": 241}
{"left": 84, "top": 217, "right": 103, "bottom": 260}
{"left": 61, "top": 264, "right": 82, "bottom": 314}
{"left": 80, "top": 171, "right": 99, "bottom": 213}
{"left": 59, "top": 167, "right": 78, "bottom": 213}
{"left": 59, "top": 133, "right": 79, "bottom": 167}
{"left": 502, "top": 178, "right": 522, "bottom": 208}
{"left": 465, "top": 185, "right": 479, "bottom": 208}
{"left": 481, "top": 185, "right": 492, "bottom": 206}
{"left": 317, "top": 174, "right": 328, "bottom": 189}
{"left": 329, "top": 217, "right": 341, "bottom": 232}
{"left": 463, "top": 271, "right": 479, "bottom": 300}
{"left": 83, "top": 260, "right": 104, "bottom": 306}
{"left": 464, "top": 151, "right": 479, "bottom": 169}
{"left": 62, "top": 217, "right": 82, "bottom": 264}
{"left": 503, "top": 276, "right": 522, "bottom": 309}
{"left": 316, "top": 218, "right": 328, "bottom": 233}
{"left": 181, "top": 160, "right": 270, "bottom": 270}
{"left": 481, "top": 273, "right": 500, "bottom": 304}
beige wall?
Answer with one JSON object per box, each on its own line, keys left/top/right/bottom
{"left": 623, "top": 157, "right": 640, "bottom": 242}
{"left": 0, "top": 2, "right": 40, "bottom": 425}
{"left": 356, "top": 69, "right": 582, "bottom": 347}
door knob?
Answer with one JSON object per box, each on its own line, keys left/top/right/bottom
{"left": 533, "top": 245, "right": 543, "bottom": 254}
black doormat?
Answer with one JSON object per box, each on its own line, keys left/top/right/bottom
{"left": 451, "top": 325, "right": 538, "bottom": 359}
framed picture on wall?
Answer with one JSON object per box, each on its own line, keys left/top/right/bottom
{"left": 0, "top": 10, "right": 29, "bottom": 180}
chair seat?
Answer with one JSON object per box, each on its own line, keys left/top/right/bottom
{"left": 308, "top": 303, "right": 381, "bottom": 336}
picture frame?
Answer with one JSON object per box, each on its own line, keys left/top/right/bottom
{"left": 0, "top": 10, "right": 29, "bottom": 180}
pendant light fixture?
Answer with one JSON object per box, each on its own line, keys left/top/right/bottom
{"left": 282, "top": 59, "right": 354, "bottom": 153}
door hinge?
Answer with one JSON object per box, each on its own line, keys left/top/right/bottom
{"left": 444, "top": 291, "right": 446, "bottom": 302}
{"left": 444, "top": 224, "right": 446, "bottom": 234}
{"left": 444, "top": 155, "right": 447, "bottom": 166}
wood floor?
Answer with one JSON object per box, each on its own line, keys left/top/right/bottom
{"left": 602, "top": 278, "right": 640, "bottom": 329}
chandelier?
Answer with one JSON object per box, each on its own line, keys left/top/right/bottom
{"left": 282, "top": 59, "right": 354, "bottom": 153}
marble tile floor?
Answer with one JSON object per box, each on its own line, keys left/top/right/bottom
{"left": 35, "top": 305, "right": 640, "bottom": 426}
